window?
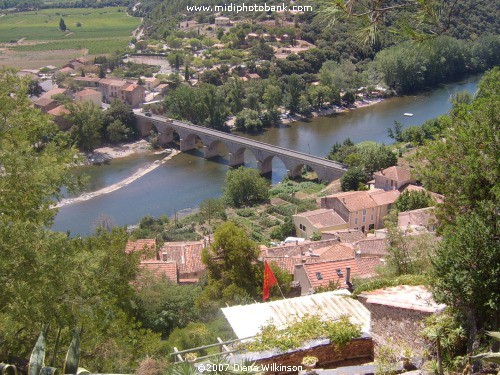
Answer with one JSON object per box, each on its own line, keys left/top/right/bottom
{"left": 355, "top": 211, "right": 358, "bottom": 215}
{"left": 372, "top": 207, "right": 374, "bottom": 211}
{"left": 363, "top": 209, "right": 366, "bottom": 215}
{"left": 370, "top": 214, "right": 374, "bottom": 221}
{"left": 299, "top": 224, "right": 306, "bottom": 231}
{"left": 362, "top": 216, "right": 366, "bottom": 223}
{"left": 316, "top": 272, "right": 323, "bottom": 280}
{"left": 354, "top": 218, "right": 358, "bottom": 225}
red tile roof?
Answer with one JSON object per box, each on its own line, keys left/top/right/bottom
{"left": 329, "top": 191, "right": 379, "bottom": 212}
{"left": 294, "top": 208, "right": 347, "bottom": 228}
{"left": 40, "top": 88, "right": 68, "bottom": 100}
{"left": 316, "top": 243, "right": 355, "bottom": 260}
{"left": 374, "top": 166, "right": 412, "bottom": 182}
{"left": 33, "top": 97, "right": 56, "bottom": 108}
{"left": 263, "top": 239, "right": 340, "bottom": 258}
{"left": 161, "top": 240, "right": 205, "bottom": 276}
{"left": 139, "top": 260, "right": 178, "bottom": 283}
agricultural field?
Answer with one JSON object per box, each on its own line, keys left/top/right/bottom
{"left": 0, "top": 7, "right": 140, "bottom": 55}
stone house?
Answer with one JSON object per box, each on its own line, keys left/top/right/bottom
{"left": 214, "top": 16, "right": 231, "bottom": 26}
{"left": 293, "top": 208, "right": 348, "bottom": 239}
{"left": 47, "top": 105, "right": 71, "bottom": 130}
{"left": 160, "top": 240, "right": 206, "bottom": 283}
{"left": 33, "top": 97, "right": 59, "bottom": 113}
{"left": 358, "top": 285, "right": 446, "bottom": 354}
{"left": 320, "top": 189, "right": 400, "bottom": 232}
{"left": 373, "top": 166, "right": 416, "bottom": 191}
{"left": 74, "top": 88, "right": 102, "bottom": 106}
{"left": 293, "top": 257, "right": 381, "bottom": 295}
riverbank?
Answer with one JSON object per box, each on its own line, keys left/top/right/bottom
{"left": 282, "top": 98, "right": 385, "bottom": 124}
{"left": 56, "top": 149, "right": 180, "bottom": 208}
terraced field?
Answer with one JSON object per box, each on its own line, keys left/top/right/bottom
{"left": 0, "top": 7, "right": 140, "bottom": 54}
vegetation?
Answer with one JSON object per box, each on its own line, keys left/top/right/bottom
{"left": 0, "top": 7, "right": 139, "bottom": 54}
{"left": 246, "top": 315, "right": 361, "bottom": 352}
{"left": 0, "top": 70, "right": 163, "bottom": 372}
{"left": 394, "top": 190, "right": 434, "bottom": 212}
{"left": 222, "top": 167, "right": 269, "bottom": 208}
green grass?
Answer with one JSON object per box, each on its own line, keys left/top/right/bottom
{"left": 1, "top": 7, "right": 140, "bottom": 54}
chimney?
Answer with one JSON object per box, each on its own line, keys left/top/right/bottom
{"left": 355, "top": 250, "right": 361, "bottom": 260}
{"left": 342, "top": 198, "right": 346, "bottom": 204}
{"left": 345, "top": 267, "right": 351, "bottom": 284}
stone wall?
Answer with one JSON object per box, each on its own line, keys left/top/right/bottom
{"left": 358, "top": 298, "right": 431, "bottom": 354}
{"left": 254, "top": 337, "right": 373, "bottom": 373}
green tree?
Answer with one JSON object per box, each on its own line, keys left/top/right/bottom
{"left": 222, "top": 167, "right": 269, "bottom": 207}
{"left": 430, "top": 207, "right": 499, "bottom": 352}
{"left": 59, "top": 18, "right": 67, "bottom": 31}
{"left": 355, "top": 141, "right": 397, "bottom": 174}
{"left": 343, "top": 90, "right": 356, "bottom": 105}
{"left": 415, "top": 67, "right": 499, "bottom": 225}
{"left": 134, "top": 274, "right": 202, "bottom": 338}
{"left": 200, "top": 222, "right": 261, "bottom": 306}
{"left": 395, "top": 190, "right": 434, "bottom": 212}
{"left": 107, "top": 119, "right": 131, "bottom": 143}
{"left": 66, "top": 101, "right": 104, "bottom": 151}
{"left": 104, "top": 99, "right": 137, "bottom": 139}
{"left": 263, "top": 83, "right": 283, "bottom": 111}
{"left": 340, "top": 167, "right": 369, "bottom": 191}
{"left": 285, "top": 74, "right": 303, "bottom": 114}
{"left": 234, "top": 109, "right": 262, "bottom": 133}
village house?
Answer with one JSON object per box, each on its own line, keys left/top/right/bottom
{"left": 73, "top": 76, "right": 100, "bottom": 88}
{"left": 98, "top": 78, "right": 145, "bottom": 108}
{"left": 320, "top": 189, "right": 400, "bottom": 232}
{"left": 358, "top": 285, "right": 446, "bottom": 354}
{"left": 47, "top": 105, "right": 71, "bottom": 130}
{"left": 39, "top": 87, "right": 72, "bottom": 101}
{"left": 75, "top": 88, "right": 102, "bottom": 106}
{"left": 372, "top": 166, "right": 416, "bottom": 191}
{"left": 57, "top": 66, "right": 76, "bottom": 76}
{"left": 139, "top": 260, "right": 178, "bottom": 283}
{"left": 293, "top": 256, "right": 382, "bottom": 295}
{"left": 321, "top": 229, "right": 366, "bottom": 243}
{"left": 214, "top": 16, "right": 231, "bottom": 26}
{"left": 293, "top": 208, "right": 348, "bottom": 239}
{"left": 160, "top": 240, "right": 206, "bottom": 283}
{"left": 142, "top": 76, "right": 160, "bottom": 91}
{"left": 33, "top": 97, "right": 59, "bottom": 113}
{"left": 398, "top": 207, "right": 437, "bottom": 232}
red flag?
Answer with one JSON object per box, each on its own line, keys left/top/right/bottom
{"left": 263, "top": 260, "right": 278, "bottom": 301}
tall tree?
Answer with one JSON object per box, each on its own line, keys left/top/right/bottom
{"left": 200, "top": 222, "right": 261, "bottom": 306}
{"left": 66, "top": 101, "right": 104, "bottom": 151}
{"left": 285, "top": 74, "right": 303, "bottom": 115}
{"left": 59, "top": 18, "right": 67, "bottom": 31}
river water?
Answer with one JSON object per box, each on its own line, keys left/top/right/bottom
{"left": 52, "top": 75, "right": 481, "bottom": 235}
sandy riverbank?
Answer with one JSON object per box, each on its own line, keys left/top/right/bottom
{"left": 56, "top": 149, "right": 180, "bottom": 208}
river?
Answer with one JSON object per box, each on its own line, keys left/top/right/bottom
{"left": 52, "top": 75, "right": 481, "bottom": 235}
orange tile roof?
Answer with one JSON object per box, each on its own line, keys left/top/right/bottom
{"left": 294, "top": 208, "right": 347, "bottom": 228}
{"left": 161, "top": 240, "right": 205, "bottom": 276}
{"left": 139, "top": 260, "right": 178, "bottom": 283}
{"left": 316, "top": 243, "right": 355, "bottom": 260}
{"left": 34, "top": 97, "right": 56, "bottom": 108}
{"left": 302, "top": 256, "right": 381, "bottom": 289}
{"left": 75, "top": 88, "right": 100, "bottom": 97}
{"left": 354, "top": 238, "right": 388, "bottom": 257}
{"left": 125, "top": 239, "right": 157, "bottom": 256}
{"left": 374, "top": 166, "right": 412, "bottom": 182}
{"left": 40, "top": 88, "right": 68, "bottom": 100}
{"left": 47, "top": 105, "right": 70, "bottom": 117}
{"left": 331, "top": 191, "right": 379, "bottom": 212}
{"left": 322, "top": 229, "right": 366, "bottom": 244}
{"left": 369, "top": 190, "right": 400, "bottom": 206}
{"left": 263, "top": 239, "right": 340, "bottom": 258}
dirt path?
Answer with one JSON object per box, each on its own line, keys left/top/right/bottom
{"left": 55, "top": 150, "right": 180, "bottom": 208}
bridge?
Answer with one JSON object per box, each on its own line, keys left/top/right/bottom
{"left": 135, "top": 113, "right": 347, "bottom": 182}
